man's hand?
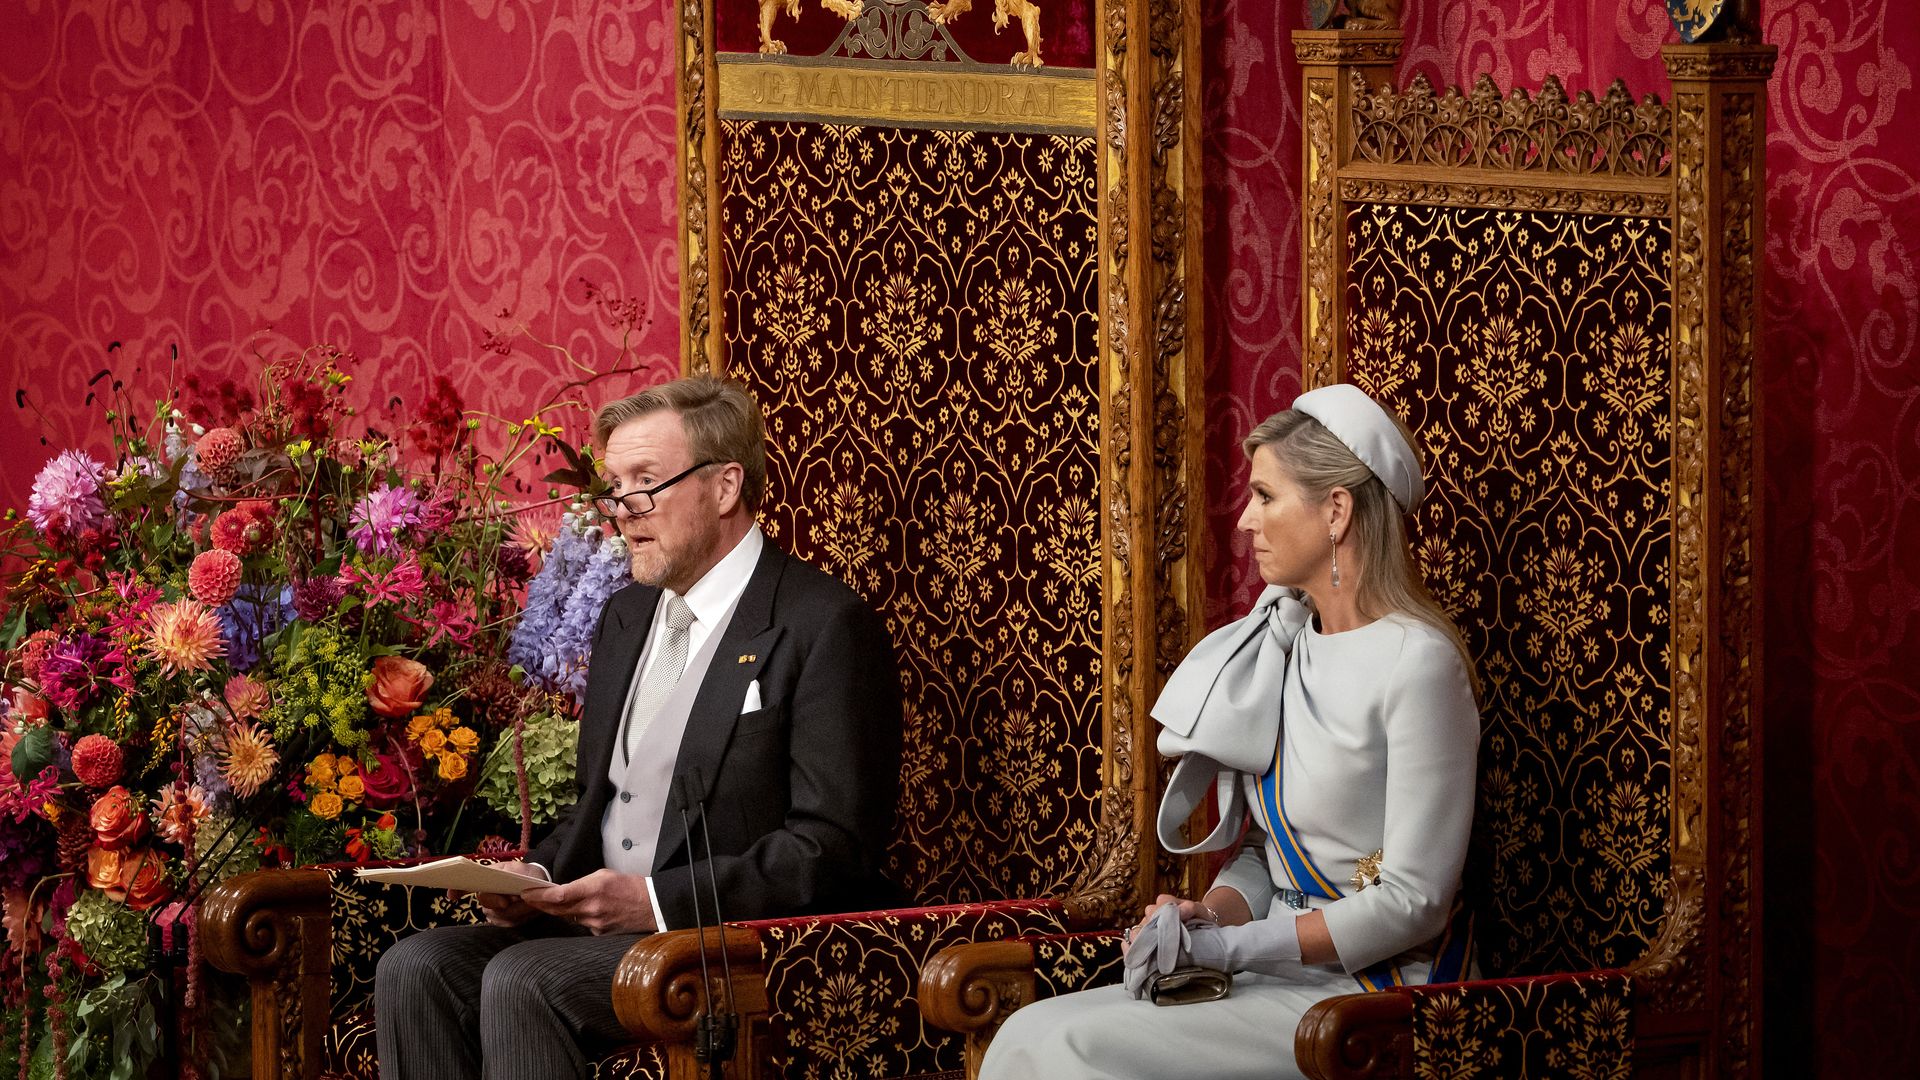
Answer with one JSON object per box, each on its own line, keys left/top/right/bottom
{"left": 519, "top": 869, "right": 658, "bottom": 935}
{"left": 463, "top": 860, "right": 545, "bottom": 927}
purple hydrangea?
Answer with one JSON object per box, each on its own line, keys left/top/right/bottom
{"left": 219, "top": 584, "right": 296, "bottom": 670}
{"left": 548, "top": 533, "right": 633, "bottom": 701}
{"left": 349, "top": 484, "right": 428, "bottom": 556}
{"left": 27, "top": 450, "right": 108, "bottom": 537}
{"left": 508, "top": 517, "right": 623, "bottom": 698}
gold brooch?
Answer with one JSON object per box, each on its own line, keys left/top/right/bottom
{"left": 1350, "top": 849, "right": 1384, "bottom": 893}
{"left": 737, "top": 654, "right": 756, "bottom": 664}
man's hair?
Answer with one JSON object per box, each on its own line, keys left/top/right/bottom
{"left": 593, "top": 376, "right": 768, "bottom": 511}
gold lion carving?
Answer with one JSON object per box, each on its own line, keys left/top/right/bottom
{"left": 929, "top": 0, "right": 1046, "bottom": 68}
{"left": 758, "top": 0, "right": 864, "bottom": 56}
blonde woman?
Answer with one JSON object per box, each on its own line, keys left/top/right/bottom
{"left": 982, "top": 385, "right": 1480, "bottom": 1079}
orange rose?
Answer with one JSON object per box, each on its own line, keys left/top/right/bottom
{"left": 367, "top": 656, "right": 433, "bottom": 719}
{"left": 89, "top": 786, "right": 146, "bottom": 850}
{"left": 86, "top": 845, "right": 127, "bottom": 897}
{"left": 309, "top": 792, "right": 345, "bottom": 820}
{"left": 436, "top": 752, "right": 467, "bottom": 781}
{"left": 336, "top": 774, "right": 366, "bottom": 801}
{"left": 418, "top": 728, "right": 447, "bottom": 755}
{"left": 447, "top": 727, "right": 479, "bottom": 754}
{"left": 119, "top": 848, "right": 174, "bottom": 911}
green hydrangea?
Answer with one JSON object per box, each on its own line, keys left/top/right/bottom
{"left": 476, "top": 709, "right": 580, "bottom": 825}
{"left": 192, "top": 811, "right": 262, "bottom": 888}
{"left": 64, "top": 891, "right": 150, "bottom": 979}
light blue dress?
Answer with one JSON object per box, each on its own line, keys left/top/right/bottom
{"left": 982, "top": 614, "right": 1480, "bottom": 1080}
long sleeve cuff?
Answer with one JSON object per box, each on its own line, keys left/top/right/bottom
{"left": 645, "top": 875, "right": 669, "bottom": 932}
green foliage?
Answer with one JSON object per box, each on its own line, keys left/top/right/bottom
{"left": 285, "top": 808, "right": 344, "bottom": 868}
{"left": 475, "top": 708, "right": 581, "bottom": 825}
{"left": 265, "top": 623, "right": 370, "bottom": 746}
{"left": 63, "top": 974, "right": 159, "bottom": 1080}
{"left": 192, "top": 811, "right": 263, "bottom": 889}
{"left": 63, "top": 893, "right": 149, "bottom": 980}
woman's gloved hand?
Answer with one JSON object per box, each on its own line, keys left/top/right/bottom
{"left": 1122, "top": 902, "right": 1192, "bottom": 998}
{"left": 1184, "top": 912, "right": 1303, "bottom": 977}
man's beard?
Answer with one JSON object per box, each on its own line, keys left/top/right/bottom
{"left": 626, "top": 518, "right": 721, "bottom": 594}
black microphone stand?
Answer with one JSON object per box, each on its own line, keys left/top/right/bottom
{"left": 688, "top": 770, "right": 738, "bottom": 1077}
{"left": 673, "top": 775, "right": 733, "bottom": 1079}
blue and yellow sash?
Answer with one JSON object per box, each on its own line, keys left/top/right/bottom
{"left": 1252, "top": 749, "right": 1474, "bottom": 991}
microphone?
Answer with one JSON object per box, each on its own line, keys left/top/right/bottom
{"left": 688, "top": 769, "right": 738, "bottom": 1065}
{"left": 673, "top": 773, "right": 735, "bottom": 1077}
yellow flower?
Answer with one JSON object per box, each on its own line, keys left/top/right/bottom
{"left": 447, "top": 727, "right": 480, "bottom": 754}
{"left": 436, "top": 753, "right": 468, "bottom": 781}
{"left": 309, "top": 792, "right": 344, "bottom": 820}
{"left": 336, "top": 774, "right": 366, "bottom": 802}
{"left": 419, "top": 729, "right": 447, "bottom": 755}
{"left": 308, "top": 755, "right": 337, "bottom": 786}
{"left": 405, "top": 715, "right": 435, "bottom": 742}
{"left": 336, "top": 757, "right": 360, "bottom": 776}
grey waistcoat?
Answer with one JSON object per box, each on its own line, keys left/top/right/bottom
{"left": 600, "top": 597, "right": 740, "bottom": 876}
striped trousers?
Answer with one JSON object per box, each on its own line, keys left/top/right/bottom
{"left": 374, "top": 920, "right": 644, "bottom": 1080}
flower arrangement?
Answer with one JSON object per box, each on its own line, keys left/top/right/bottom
{"left": 0, "top": 325, "right": 643, "bottom": 1079}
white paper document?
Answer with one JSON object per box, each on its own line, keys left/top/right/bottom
{"left": 355, "top": 856, "right": 555, "bottom": 896}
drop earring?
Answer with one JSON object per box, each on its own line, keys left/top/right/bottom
{"left": 1329, "top": 530, "right": 1341, "bottom": 588}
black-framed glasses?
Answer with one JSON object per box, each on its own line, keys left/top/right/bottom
{"left": 593, "top": 461, "right": 720, "bottom": 517}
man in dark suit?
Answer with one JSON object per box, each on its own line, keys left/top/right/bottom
{"left": 376, "top": 376, "right": 900, "bottom": 1080}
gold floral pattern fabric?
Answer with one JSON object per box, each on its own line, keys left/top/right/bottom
{"left": 1342, "top": 203, "right": 1673, "bottom": 976}
{"left": 718, "top": 119, "right": 1104, "bottom": 906}
{"left": 744, "top": 901, "right": 1071, "bottom": 1080}
{"left": 1406, "top": 972, "right": 1633, "bottom": 1079}
{"left": 1029, "top": 930, "right": 1125, "bottom": 1000}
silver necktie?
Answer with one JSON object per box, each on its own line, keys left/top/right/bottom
{"left": 624, "top": 594, "right": 695, "bottom": 761}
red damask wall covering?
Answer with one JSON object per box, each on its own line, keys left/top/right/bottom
{"left": 2, "top": 1, "right": 1913, "bottom": 1074}
{"left": 0, "top": 0, "right": 684, "bottom": 507}
{"left": 1199, "top": 1, "right": 1918, "bottom": 1075}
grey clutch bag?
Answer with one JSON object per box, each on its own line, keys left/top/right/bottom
{"left": 1147, "top": 965, "right": 1233, "bottom": 1007}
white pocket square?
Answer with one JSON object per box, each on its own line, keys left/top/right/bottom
{"left": 741, "top": 679, "right": 763, "bottom": 713}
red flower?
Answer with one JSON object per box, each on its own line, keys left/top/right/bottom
{"left": 211, "top": 500, "right": 279, "bottom": 557}
{"left": 359, "top": 748, "right": 417, "bottom": 809}
{"left": 71, "top": 734, "right": 125, "bottom": 789}
{"left": 88, "top": 786, "right": 146, "bottom": 849}
{"left": 188, "top": 549, "right": 243, "bottom": 606}
{"left": 119, "top": 848, "right": 174, "bottom": 911}
{"left": 367, "top": 656, "right": 433, "bottom": 719}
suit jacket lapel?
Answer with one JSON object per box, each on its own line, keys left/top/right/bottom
{"left": 579, "top": 587, "right": 658, "bottom": 786}
{"left": 652, "top": 543, "right": 788, "bottom": 871}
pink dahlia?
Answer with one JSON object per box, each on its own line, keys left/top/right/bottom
{"left": 195, "top": 427, "right": 245, "bottom": 484}
{"left": 142, "top": 599, "right": 225, "bottom": 676}
{"left": 27, "top": 450, "right": 108, "bottom": 538}
{"left": 219, "top": 721, "right": 279, "bottom": 798}
{"left": 71, "top": 734, "right": 125, "bottom": 789}
{"left": 188, "top": 549, "right": 243, "bottom": 606}
{"left": 349, "top": 484, "right": 427, "bottom": 557}
{"left": 223, "top": 673, "right": 270, "bottom": 719}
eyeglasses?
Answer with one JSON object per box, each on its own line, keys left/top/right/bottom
{"left": 593, "top": 461, "right": 720, "bottom": 518}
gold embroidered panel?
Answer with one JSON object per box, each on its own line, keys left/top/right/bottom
{"left": 1341, "top": 202, "right": 1673, "bottom": 976}
{"left": 718, "top": 118, "right": 1104, "bottom": 905}
{"left": 1407, "top": 973, "right": 1634, "bottom": 1079}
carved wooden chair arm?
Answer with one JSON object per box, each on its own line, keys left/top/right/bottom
{"left": 1295, "top": 988, "right": 1415, "bottom": 1080}
{"left": 613, "top": 926, "right": 769, "bottom": 1041}
{"left": 1297, "top": 970, "right": 1636, "bottom": 1080}
{"left": 199, "top": 868, "right": 335, "bottom": 1080}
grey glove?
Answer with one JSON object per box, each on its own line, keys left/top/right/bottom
{"left": 1122, "top": 902, "right": 1192, "bottom": 999}
{"left": 1184, "top": 912, "right": 1303, "bottom": 977}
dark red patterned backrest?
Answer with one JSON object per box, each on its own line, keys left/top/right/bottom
{"left": 1342, "top": 202, "right": 1673, "bottom": 976}
{"left": 716, "top": 120, "right": 1104, "bottom": 905}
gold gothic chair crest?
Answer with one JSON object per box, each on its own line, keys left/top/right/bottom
{"left": 916, "top": 4, "right": 1773, "bottom": 1079}
{"left": 201, "top": 1, "right": 1204, "bottom": 1079}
